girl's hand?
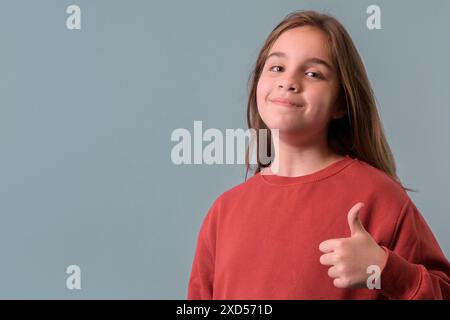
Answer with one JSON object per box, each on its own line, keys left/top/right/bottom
{"left": 319, "top": 202, "right": 388, "bottom": 289}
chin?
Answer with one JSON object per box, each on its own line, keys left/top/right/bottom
{"left": 260, "top": 114, "right": 300, "bottom": 130}
{"left": 262, "top": 121, "right": 304, "bottom": 134}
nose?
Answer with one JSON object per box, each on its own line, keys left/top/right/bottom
{"left": 277, "top": 77, "right": 300, "bottom": 93}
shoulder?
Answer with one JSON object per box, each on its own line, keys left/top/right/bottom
{"left": 221, "top": 172, "right": 260, "bottom": 199}
{"left": 204, "top": 171, "right": 261, "bottom": 218}
{"left": 345, "top": 157, "right": 410, "bottom": 202}
{"left": 344, "top": 158, "right": 418, "bottom": 232}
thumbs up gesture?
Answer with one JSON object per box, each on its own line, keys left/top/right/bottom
{"left": 319, "top": 202, "right": 388, "bottom": 288}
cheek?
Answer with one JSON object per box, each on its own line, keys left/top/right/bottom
{"left": 305, "top": 85, "right": 336, "bottom": 111}
{"left": 256, "top": 78, "right": 272, "bottom": 109}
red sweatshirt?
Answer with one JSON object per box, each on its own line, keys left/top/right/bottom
{"left": 187, "top": 155, "right": 450, "bottom": 299}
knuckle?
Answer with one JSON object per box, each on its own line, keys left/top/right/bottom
{"left": 338, "top": 264, "right": 347, "bottom": 275}
{"left": 319, "top": 255, "right": 326, "bottom": 264}
{"left": 334, "top": 253, "right": 344, "bottom": 262}
{"left": 327, "top": 267, "right": 334, "bottom": 277}
{"left": 341, "top": 277, "right": 352, "bottom": 288}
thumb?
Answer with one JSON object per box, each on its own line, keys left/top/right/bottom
{"left": 347, "top": 202, "right": 366, "bottom": 236}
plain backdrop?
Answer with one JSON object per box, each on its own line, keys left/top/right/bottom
{"left": 0, "top": 0, "right": 448, "bottom": 298}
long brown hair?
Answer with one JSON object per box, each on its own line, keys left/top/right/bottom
{"left": 244, "top": 10, "right": 415, "bottom": 192}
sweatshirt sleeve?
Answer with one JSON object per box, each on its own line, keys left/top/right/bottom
{"left": 187, "top": 199, "right": 219, "bottom": 300}
{"left": 379, "top": 197, "right": 450, "bottom": 299}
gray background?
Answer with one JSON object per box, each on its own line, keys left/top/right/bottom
{"left": 0, "top": 0, "right": 448, "bottom": 299}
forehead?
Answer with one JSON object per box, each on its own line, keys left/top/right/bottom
{"left": 268, "top": 26, "right": 332, "bottom": 61}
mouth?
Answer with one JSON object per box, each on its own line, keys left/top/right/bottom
{"left": 270, "top": 98, "right": 303, "bottom": 108}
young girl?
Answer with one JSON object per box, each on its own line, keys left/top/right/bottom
{"left": 187, "top": 10, "right": 450, "bottom": 299}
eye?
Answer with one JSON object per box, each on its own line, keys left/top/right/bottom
{"left": 305, "top": 71, "right": 323, "bottom": 79}
{"left": 269, "top": 65, "right": 284, "bottom": 72}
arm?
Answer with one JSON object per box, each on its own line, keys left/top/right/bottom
{"left": 187, "top": 207, "right": 217, "bottom": 300}
{"left": 380, "top": 198, "right": 450, "bottom": 299}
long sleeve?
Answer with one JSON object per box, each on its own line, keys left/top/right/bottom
{"left": 187, "top": 201, "right": 218, "bottom": 300}
{"left": 379, "top": 198, "right": 450, "bottom": 299}
{"left": 185, "top": 157, "right": 450, "bottom": 299}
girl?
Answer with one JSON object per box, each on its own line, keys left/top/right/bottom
{"left": 187, "top": 10, "right": 450, "bottom": 299}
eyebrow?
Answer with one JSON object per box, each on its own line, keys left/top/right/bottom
{"left": 266, "top": 51, "right": 334, "bottom": 72}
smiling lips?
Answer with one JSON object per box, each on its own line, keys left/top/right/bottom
{"left": 270, "top": 97, "right": 303, "bottom": 108}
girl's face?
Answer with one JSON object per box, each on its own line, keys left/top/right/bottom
{"left": 256, "top": 26, "right": 345, "bottom": 139}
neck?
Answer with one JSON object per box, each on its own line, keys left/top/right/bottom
{"left": 266, "top": 130, "right": 344, "bottom": 177}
